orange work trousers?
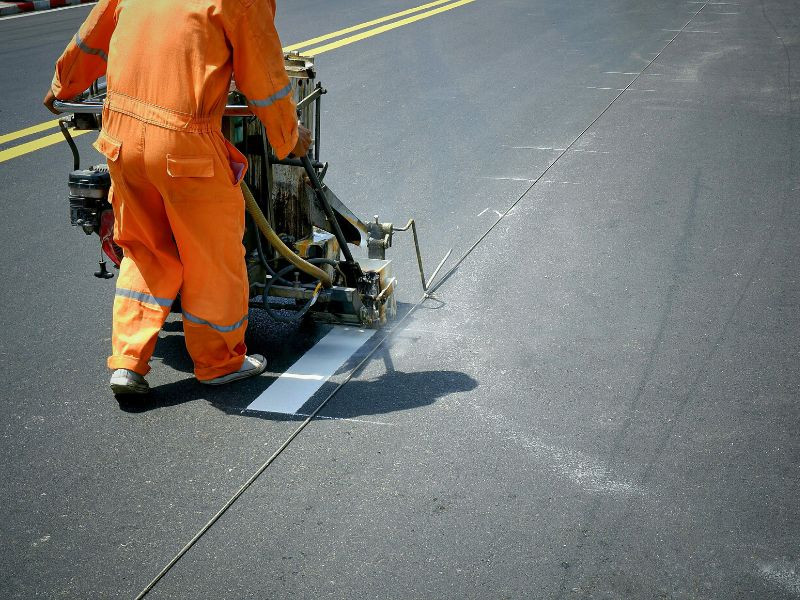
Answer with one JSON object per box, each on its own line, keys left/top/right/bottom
{"left": 95, "top": 108, "right": 250, "bottom": 381}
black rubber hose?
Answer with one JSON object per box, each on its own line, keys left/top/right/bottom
{"left": 299, "top": 155, "right": 356, "bottom": 265}
{"left": 242, "top": 181, "right": 332, "bottom": 287}
{"left": 58, "top": 120, "right": 80, "bottom": 170}
{"left": 249, "top": 213, "right": 292, "bottom": 287}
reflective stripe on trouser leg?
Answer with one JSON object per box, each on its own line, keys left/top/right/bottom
{"left": 104, "top": 113, "right": 183, "bottom": 376}
{"left": 182, "top": 311, "right": 249, "bottom": 380}
{"left": 155, "top": 128, "right": 250, "bottom": 380}
{"left": 110, "top": 278, "right": 174, "bottom": 376}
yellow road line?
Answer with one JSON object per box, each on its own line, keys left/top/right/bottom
{"left": 0, "top": 118, "right": 60, "bottom": 145}
{"left": 283, "top": 0, "right": 454, "bottom": 52}
{"left": 0, "top": 1, "right": 465, "bottom": 145}
{"left": 0, "top": 129, "right": 92, "bottom": 164}
{"left": 304, "top": 0, "right": 477, "bottom": 55}
{"left": 0, "top": 0, "right": 477, "bottom": 163}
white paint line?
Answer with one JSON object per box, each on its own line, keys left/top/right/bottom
{"left": 247, "top": 326, "right": 375, "bottom": 414}
{"left": 295, "top": 412, "right": 393, "bottom": 426}
{"left": 504, "top": 146, "right": 567, "bottom": 152}
{"left": 0, "top": 2, "right": 92, "bottom": 19}
{"left": 493, "top": 210, "right": 503, "bottom": 217}
{"left": 603, "top": 71, "right": 641, "bottom": 75}
{"left": 481, "top": 176, "right": 536, "bottom": 182}
{"left": 662, "top": 29, "right": 721, "bottom": 33}
{"left": 587, "top": 86, "right": 655, "bottom": 92}
{"left": 280, "top": 373, "right": 326, "bottom": 381}
{"left": 508, "top": 146, "right": 556, "bottom": 150}
{"left": 476, "top": 207, "right": 490, "bottom": 217}
{"left": 401, "top": 327, "right": 468, "bottom": 338}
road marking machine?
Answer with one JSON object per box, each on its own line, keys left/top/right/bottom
{"left": 54, "top": 54, "right": 448, "bottom": 328}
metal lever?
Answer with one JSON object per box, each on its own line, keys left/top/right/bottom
{"left": 393, "top": 219, "right": 451, "bottom": 294}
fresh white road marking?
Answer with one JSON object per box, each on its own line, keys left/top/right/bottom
{"left": 247, "top": 326, "right": 376, "bottom": 414}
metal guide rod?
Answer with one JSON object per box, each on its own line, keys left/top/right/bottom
{"left": 393, "top": 219, "right": 427, "bottom": 291}
{"left": 296, "top": 85, "right": 324, "bottom": 111}
{"left": 392, "top": 219, "right": 451, "bottom": 293}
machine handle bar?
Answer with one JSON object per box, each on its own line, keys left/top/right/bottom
{"left": 52, "top": 100, "right": 253, "bottom": 116}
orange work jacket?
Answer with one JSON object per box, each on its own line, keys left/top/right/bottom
{"left": 51, "top": 0, "right": 298, "bottom": 158}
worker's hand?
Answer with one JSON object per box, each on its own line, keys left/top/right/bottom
{"left": 289, "top": 124, "right": 312, "bottom": 158}
{"left": 43, "top": 89, "right": 61, "bottom": 115}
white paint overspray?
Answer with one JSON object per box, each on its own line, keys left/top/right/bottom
{"left": 470, "top": 402, "right": 640, "bottom": 495}
{"left": 758, "top": 560, "right": 800, "bottom": 597}
{"left": 247, "top": 326, "right": 375, "bottom": 414}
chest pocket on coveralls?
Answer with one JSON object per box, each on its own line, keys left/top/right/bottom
{"left": 93, "top": 130, "right": 122, "bottom": 162}
{"left": 166, "top": 155, "right": 215, "bottom": 178}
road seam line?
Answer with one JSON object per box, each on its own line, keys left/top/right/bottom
{"left": 425, "top": 2, "right": 712, "bottom": 297}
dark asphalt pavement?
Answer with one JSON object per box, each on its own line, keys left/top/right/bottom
{"left": 1, "top": 1, "right": 798, "bottom": 598}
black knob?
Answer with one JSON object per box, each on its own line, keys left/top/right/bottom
{"left": 94, "top": 259, "right": 114, "bottom": 279}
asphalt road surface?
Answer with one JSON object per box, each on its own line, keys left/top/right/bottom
{"left": 1, "top": 1, "right": 799, "bottom": 598}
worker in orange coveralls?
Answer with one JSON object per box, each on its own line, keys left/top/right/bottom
{"left": 44, "top": 0, "right": 312, "bottom": 395}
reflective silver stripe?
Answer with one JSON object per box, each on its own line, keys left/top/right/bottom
{"left": 74, "top": 33, "right": 108, "bottom": 62}
{"left": 249, "top": 84, "right": 292, "bottom": 108}
{"left": 183, "top": 311, "right": 247, "bottom": 333}
{"left": 115, "top": 287, "right": 173, "bottom": 308}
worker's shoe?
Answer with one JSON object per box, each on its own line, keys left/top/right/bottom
{"left": 199, "top": 354, "right": 267, "bottom": 386}
{"left": 110, "top": 369, "right": 150, "bottom": 395}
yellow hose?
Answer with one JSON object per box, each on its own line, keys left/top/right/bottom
{"left": 241, "top": 181, "right": 333, "bottom": 288}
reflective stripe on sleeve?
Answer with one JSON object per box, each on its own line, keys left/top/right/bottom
{"left": 75, "top": 33, "right": 108, "bottom": 62}
{"left": 248, "top": 83, "right": 292, "bottom": 108}
{"left": 115, "top": 287, "right": 173, "bottom": 308}
{"left": 183, "top": 311, "right": 247, "bottom": 333}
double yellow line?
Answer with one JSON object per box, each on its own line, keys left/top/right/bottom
{"left": 288, "top": 0, "right": 476, "bottom": 55}
{"left": 0, "top": 0, "right": 476, "bottom": 165}
{"left": 0, "top": 122, "right": 93, "bottom": 163}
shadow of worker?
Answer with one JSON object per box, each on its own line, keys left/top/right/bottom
{"left": 304, "top": 369, "right": 478, "bottom": 421}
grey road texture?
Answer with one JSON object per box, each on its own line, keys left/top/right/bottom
{"left": 1, "top": 0, "right": 798, "bottom": 598}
